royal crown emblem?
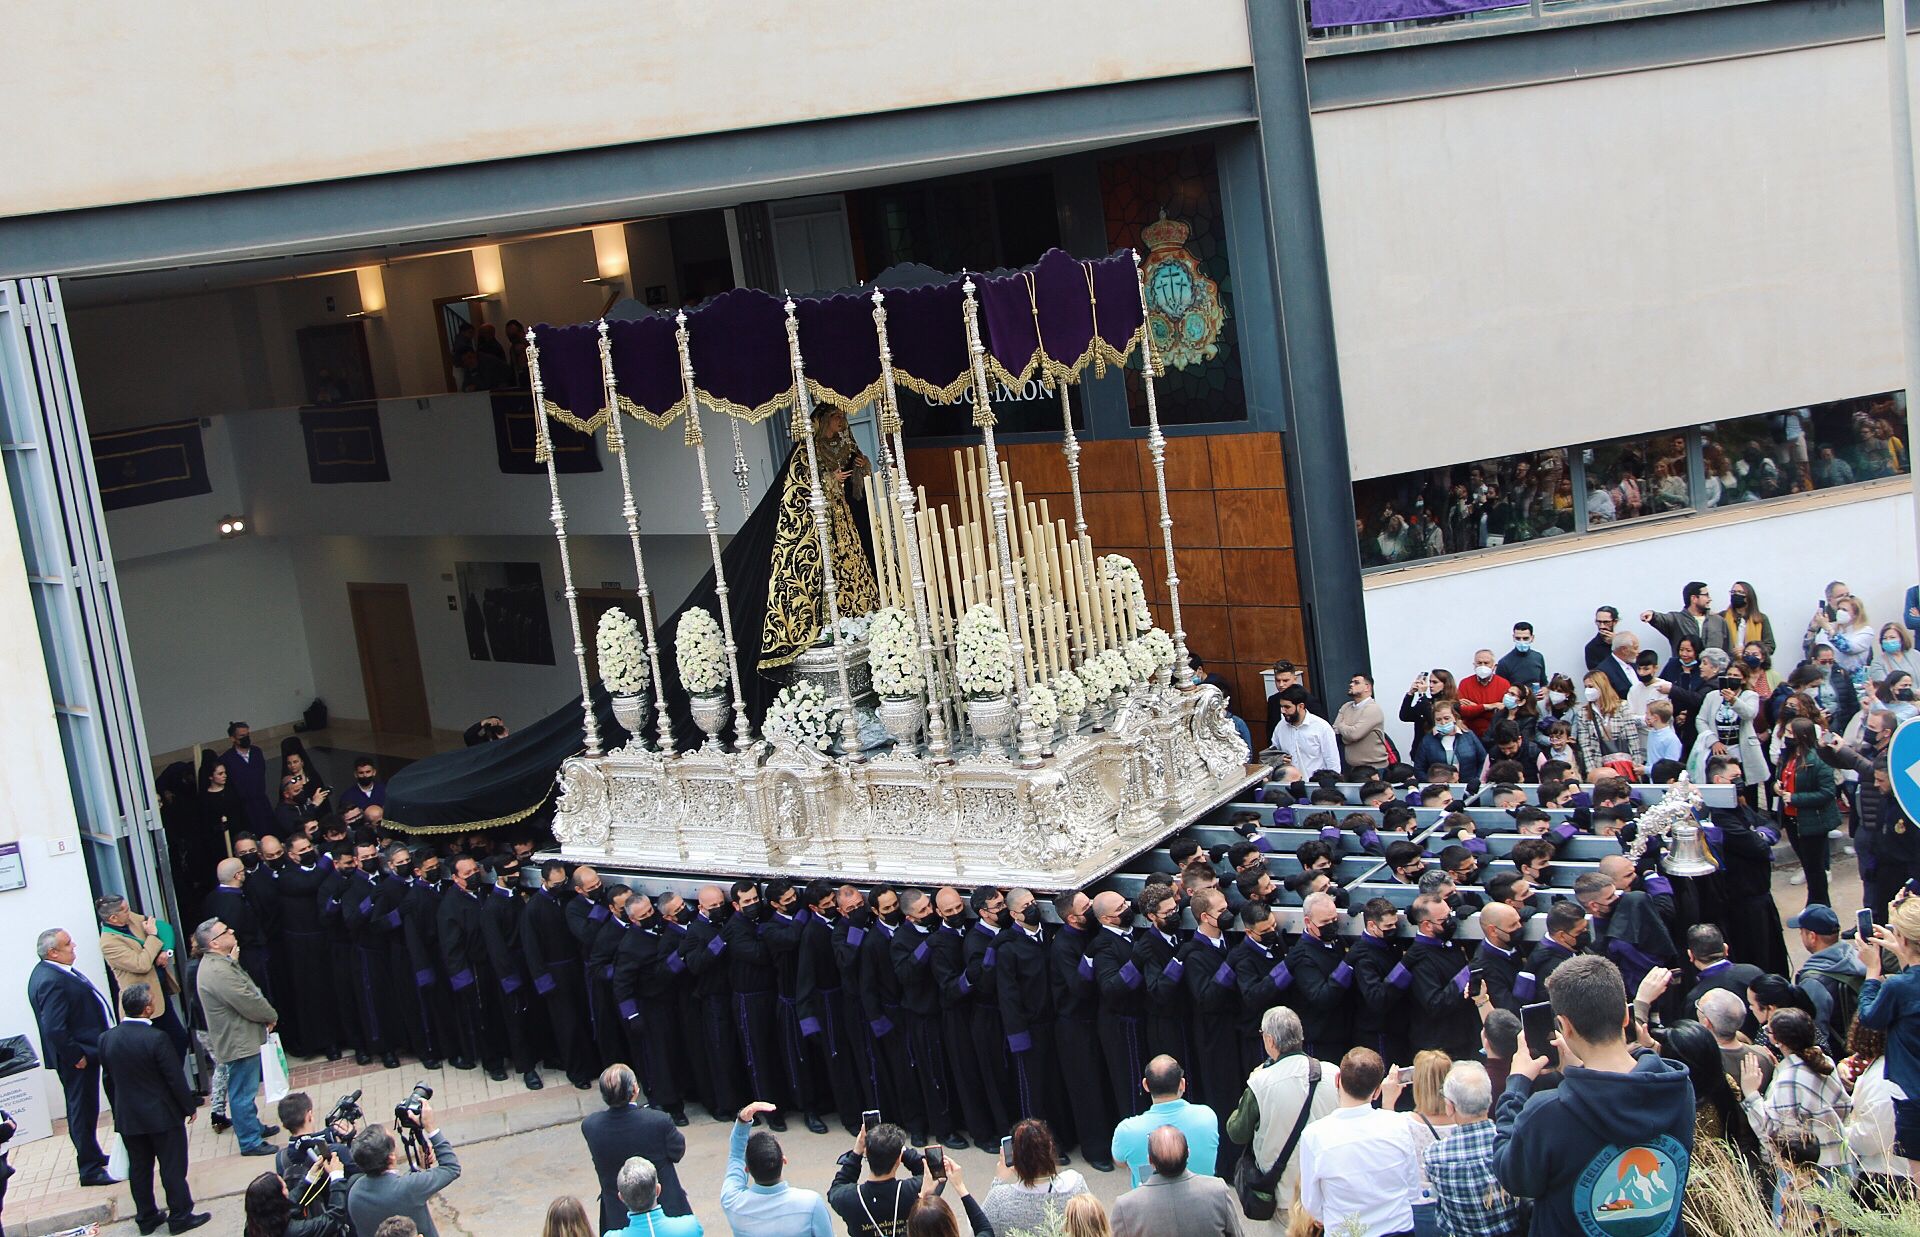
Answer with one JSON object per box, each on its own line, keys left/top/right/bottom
{"left": 1140, "top": 213, "right": 1227, "bottom": 372}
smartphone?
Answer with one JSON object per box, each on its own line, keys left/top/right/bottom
{"left": 861, "top": 1109, "right": 881, "bottom": 1132}
{"left": 1000, "top": 1136, "right": 1014, "bottom": 1167}
{"left": 1906, "top": 878, "right": 1920, "bottom": 898}
{"left": 1859, "top": 908, "right": 1875, "bottom": 941}
{"left": 927, "top": 1146, "right": 947, "bottom": 1179}
{"left": 1522, "top": 1001, "right": 1560, "bottom": 1069}
{"left": 1395, "top": 1066, "right": 1413, "bottom": 1084}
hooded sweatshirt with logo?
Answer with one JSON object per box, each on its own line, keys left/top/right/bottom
{"left": 1492, "top": 1051, "right": 1695, "bottom": 1237}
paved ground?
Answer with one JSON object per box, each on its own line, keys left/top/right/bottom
{"left": 5, "top": 846, "right": 1864, "bottom": 1237}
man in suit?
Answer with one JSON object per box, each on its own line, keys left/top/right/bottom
{"left": 579, "top": 1064, "right": 689, "bottom": 1235}
{"left": 98, "top": 985, "right": 209, "bottom": 1234}
{"left": 1108, "top": 1126, "right": 1242, "bottom": 1237}
{"left": 1680, "top": 923, "right": 1763, "bottom": 1036}
{"left": 28, "top": 929, "right": 115, "bottom": 1185}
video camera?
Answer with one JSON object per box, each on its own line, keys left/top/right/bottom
{"left": 289, "top": 1089, "right": 363, "bottom": 1169}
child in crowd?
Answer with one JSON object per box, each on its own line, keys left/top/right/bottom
{"left": 1644, "top": 698, "right": 1682, "bottom": 767}
{"left": 1542, "top": 721, "right": 1578, "bottom": 775}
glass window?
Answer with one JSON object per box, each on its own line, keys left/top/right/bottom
{"left": 1580, "top": 431, "right": 1690, "bottom": 527}
{"left": 1353, "top": 448, "right": 1572, "bottom": 568}
{"left": 1700, "top": 391, "right": 1907, "bottom": 508}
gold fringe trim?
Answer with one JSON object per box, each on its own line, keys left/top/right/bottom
{"left": 891, "top": 368, "right": 977, "bottom": 405}
{"left": 615, "top": 392, "right": 688, "bottom": 431}
{"left": 805, "top": 375, "right": 890, "bottom": 417}
{"left": 979, "top": 324, "right": 1155, "bottom": 393}
{"left": 383, "top": 783, "right": 555, "bottom": 836}
{"left": 541, "top": 398, "right": 610, "bottom": 436}
{"left": 696, "top": 383, "right": 797, "bottom": 427}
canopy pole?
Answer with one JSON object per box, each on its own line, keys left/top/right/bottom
{"left": 962, "top": 277, "right": 1044, "bottom": 768}
{"left": 783, "top": 298, "right": 866, "bottom": 760}
{"left": 526, "top": 329, "right": 602, "bottom": 758}
{"left": 873, "top": 289, "right": 953, "bottom": 762}
{"left": 599, "top": 321, "right": 674, "bottom": 752}
{"left": 1058, "top": 382, "right": 1089, "bottom": 541}
{"left": 1130, "top": 250, "right": 1192, "bottom": 689}
{"left": 674, "top": 311, "right": 754, "bottom": 751}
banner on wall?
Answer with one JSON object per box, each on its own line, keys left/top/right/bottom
{"left": 1310, "top": 0, "right": 1524, "bottom": 26}
{"left": 299, "top": 403, "right": 390, "bottom": 484}
{"left": 91, "top": 419, "right": 213, "bottom": 511}
{"left": 491, "top": 392, "right": 601, "bottom": 475}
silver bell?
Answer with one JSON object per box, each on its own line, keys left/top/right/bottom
{"left": 1660, "top": 818, "right": 1719, "bottom": 878}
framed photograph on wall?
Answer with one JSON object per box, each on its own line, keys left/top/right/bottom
{"left": 455, "top": 561, "right": 555, "bottom": 665}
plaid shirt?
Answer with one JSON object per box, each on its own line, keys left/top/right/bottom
{"left": 1744, "top": 1054, "right": 1855, "bottom": 1168}
{"left": 1425, "top": 1118, "right": 1525, "bottom": 1237}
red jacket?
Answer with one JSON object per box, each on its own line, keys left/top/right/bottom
{"left": 1455, "top": 674, "right": 1512, "bottom": 737}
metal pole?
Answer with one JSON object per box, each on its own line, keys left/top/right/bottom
{"left": 526, "top": 330, "right": 602, "bottom": 758}
{"left": 599, "top": 322, "right": 674, "bottom": 752}
{"left": 1885, "top": 0, "right": 1920, "bottom": 571}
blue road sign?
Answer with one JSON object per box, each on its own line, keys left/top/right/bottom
{"left": 1890, "top": 716, "right": 1920, "bottom": 826}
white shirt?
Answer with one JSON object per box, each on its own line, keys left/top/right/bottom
{"left": 1845, "top": 1057, "right": 1912, "bottom": 1179}
{"left": 1274, "top": 713, "right": 1341, "bottom": 778}
{"left": 47, "top": 959, "right": 116, "bottom": 1026}
{"left": 1297, "top": 1105, "right": 1418, "bottom": 1237}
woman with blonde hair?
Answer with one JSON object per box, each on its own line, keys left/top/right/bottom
{"left": 1405, "top": 1050, "right": 1455, "bottom": 1236}
{"left": 538, "top": 1197, "right": 596, "bottom": 1237}
{"left": 1060, "top": 1194, "right": 1111, "bottom": 1237}
{"left": 1573, "top": 670, "right": 1644, "bottom": 780}
{"left": 1857, "top": 895, "right": 1920, "bottom": 1181}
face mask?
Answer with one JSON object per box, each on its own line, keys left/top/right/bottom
{"left": 239, "top": 852, "right": 259, "bottom": 870}
{"left": 447, "top": 873, "right": 467, "bottom": 892}
{"left": 880, "top": 909, "right": 904, "bottom": 927}
{"left": 1583, "top": 687, "right": 1600, "bottom": 703}
{"left": 1886, "top": 638, "right": 1905, "bottom": 654}
{"left": 1902, "top": 689, "right": 1917, "bottom": 702}
{"left": 1837, "top": 608, "right": 1855, "bottom": 623}
{"left": 748, "top": 901, "right": 771, "bottom": 922}
{"left": 235, "top": 735, "right": 251, "bottom": 749}
{"left": 1514, "top": 640, "right": 1532, "bottom": 652}
{"left": 1730, "top": 594, "right": 1748, "bottom": 608}
{"left": 419, "top": 865, "right": 440, "bottom": 882}
{"left": 943, "top": 913, "right": 968, "bottom": 930}
{"left": 390, "top": 860, "right": 412, "bottom": 879}
{"left": 710, "top": 903, "right": 732, "bottom": 924}
{"left": 1501, "top": 693, "right": 1519, "bottom": 709}
{"left": 1019, "top": 902, "right": 1042, "bottom": 927}
{"left": 1434, "top": 721, "right": 1456, "bottom": 737}
{"left": 1474, "top": 665, "right": 1494, "bottom": 682}
{"left": 1432, "top": 915, "right": 1458, "bottom": 942}
{"left": 1548, "top": 690, "right": 1568, "bottom": 706}
{"left": 1743, "top": 654, "right": 1763, "bottom": 668}
{"left": 358, "top": 776, "right": 375, "bottom": 789}
{"left": 850, "top": 905, "right": 875, "bottom": 928}
{"left": 1680, "top": 657, "right": 1697, "bottom": 668}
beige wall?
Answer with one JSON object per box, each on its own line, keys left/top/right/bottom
{"left": 6, "top": 1, "right": 1252, "bottom": 218}
{"left": 1316, "top": 40, "right": 1907, "bottom": 480}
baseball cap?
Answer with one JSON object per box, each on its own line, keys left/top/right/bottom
{"left": 1788, "top": 905, "right": 1840, "bottom": 935}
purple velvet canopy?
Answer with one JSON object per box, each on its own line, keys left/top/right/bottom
{"left": 533, "top": 247, "right": 1146, "bottom": 431}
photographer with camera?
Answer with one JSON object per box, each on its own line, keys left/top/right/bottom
{"left": 346, "top": 1090, "right": 460, "bottom": 1237}
{"left": 275, "top": 1092, "right": 361, "bottom": 1211}
{"left": 245, "top": 1155, "right": 350, "bottom": 1237}
{"left": 828, "top": 1122, "right": 928, "bottom": 1237}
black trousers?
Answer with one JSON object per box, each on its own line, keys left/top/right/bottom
{"left": 868, "top": 1013, "right": 924, "bottom": 1135}
{"left": 153, "top": 1005, "right": 191, "bottom": 1066}
{"left": 1052, "top": 1017, "right": 1112, "bottom": 1162}
{"left": 384, "top": 943, "right": 428, "bottom": 1059}
{"left": 447, "top": 980, "right": 490, "bottom": 1069}
{"left": 623, "top": 1006, "right": 685, "bottom": 1113}
{"left": 590, "top": 971, "right": 625, "bottom": 1071}
{"left": 1098, "top": 1015, "right": 1147, "bottom": 1122}
{"left": 968, "top": 1003, "right": 1013, "bottom": 1136}
{"left": 351, "top": 944, "right": 393, "bottom": 1051}
{"left": 899, "top": 1009, "right": 955, "bottom": 1138}
{"left": 810, "top": 988, "right": 868, "bottom": 1129}
{"left": 1791, "top": 828, "right": 1833, "bottom": 908}
{"left": 326, "top": 940, "right": 361, "bottom": 1052}
{"left": 485, "top": 984, "right": 538, "bottom": 1074}
{"left": 123, "top": 1125, "right": 193, "bottom": 1226}
{"left": 536, "top": 968, "right": 595, "bottom": 1083}
{"left": 56, "top": 1063, "right": 106, "bottom": 1176}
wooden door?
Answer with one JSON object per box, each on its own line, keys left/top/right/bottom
{"left": 348, "top": 583, "right": 433, "bottom": 737}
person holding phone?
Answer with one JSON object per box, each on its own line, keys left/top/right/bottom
{"left": 828, "top": 1123, "right": 925, "bottom": 1237}
{"left": 906, "top": 1151, "right": 990, "bottom": 1237}
{"left": 981, "top": 1120, "right": 1087, "bottom": 1235}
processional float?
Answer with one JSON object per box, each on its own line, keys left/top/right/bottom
{"left": 524, "top": 248, "right": 1252, "bottom": 889}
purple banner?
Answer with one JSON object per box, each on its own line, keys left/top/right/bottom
{"left": 1311, "top": 0, "right": 1524, "bottom": 27}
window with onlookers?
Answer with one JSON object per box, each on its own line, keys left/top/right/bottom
{"left": 1353, "top": 391, "right": 1906, "bottom": 571}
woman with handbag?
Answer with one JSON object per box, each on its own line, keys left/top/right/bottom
{"left": 1573, "top": 672, "right": 1645, "bottom": 780}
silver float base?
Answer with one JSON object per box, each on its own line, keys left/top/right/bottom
{"left": 548, "top": 683, "right": 1253, "bottom": 891}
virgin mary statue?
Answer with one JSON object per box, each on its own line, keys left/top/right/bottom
{"left": 652, "top": 404, "right": 879, "bottom": 749}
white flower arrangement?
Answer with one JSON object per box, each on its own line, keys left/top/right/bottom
{"left": 1026, "top": 681, "right": 1059, "bottom": 731}
{"left": 1052, "top": 669, "right": 1088, "bottom": 717}
{"left": 595, "top": 607, "right": 651, "bottom": 695}
{"left": 1140, "top": 626, "right": 1176, "bottom": 668}
{"left": 955, "top": 603, "right": 1014, "bottom": 698}
{"left": 1123, "top": 638, "right": 1157, "bottom": 683}
{"left": 765, "top": 681, "right": 839, "bottom": 752}
{"left": 825, "top": 613, "right": 871, "bottom": 645}
{"left": 1095, "top": 647, "right": 1131, "bottom": 698}
{"left": 867, "top": 606, "right": 923, "bottom": 699}
{"left": 1075, "top": 656, "right": 1111, "bottom": 701}
{"left": 1100, "top": 554, "right": 1153, "bottom": 630}
{"left": 675, "top": 608, "right": 728, "bottom": 695}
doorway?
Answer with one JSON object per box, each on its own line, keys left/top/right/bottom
{"left": 347, "top": 583, "right": 433, "bottom": 737}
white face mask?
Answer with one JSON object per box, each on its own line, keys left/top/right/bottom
{"left": 1837, "top": 608, "right": 1854, "bottom": 624}
{"left": 1583, "top": 687, "right": 1601, "bottom": 703}
{"left": 1474, "top": 665, "right": 1494, "bottom": 682}
{"left": 1548, "top": 691, "right": 1569, "bottom": 706}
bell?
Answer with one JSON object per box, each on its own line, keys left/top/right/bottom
{"left": 1660, "top": 819, "right": 1719, "bottom": 878}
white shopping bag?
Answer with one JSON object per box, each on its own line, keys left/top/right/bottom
{"left": 259, "top": 1032, "right": 290, "bottom": 1104}
{"left": 104, "top": 1133, "right": 128, "bottom": 1181}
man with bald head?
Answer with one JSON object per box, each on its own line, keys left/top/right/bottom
{"left": 1087, "top": 889, "right": 1148, "bottom": 1122}
{"left": 1284, "top": 891, "right": 1355, "bottom": 1059}
{"left": 889, "top": 889, "right": 967, "bottom": 1150}
{"left": 1474, "top": 902, "right": 1528, "bottom": 1015}
{"left": 682, "top": 884, "right": 746, "bottom": 1117}
{"left": 1108, "top": 1125, "right": 1243, "bottom": 1237}
{"left": 203, "top": 855, "right": 273, "bottom": 999}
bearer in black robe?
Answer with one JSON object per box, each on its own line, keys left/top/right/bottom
{"left": 523, "top": 862, "right": 594, "bottom": 1088}
{"left": 479, "top": 855, "right": 543, "bottom": 1089}
{"left": 1284, "top": 892, "right": 1355, "bottom": 1061}
{"left": 274, "top": 836, "right": 337, "bottom": 1059}
{"left": 796, "top": 881, "right": 865, "bottom": 1133}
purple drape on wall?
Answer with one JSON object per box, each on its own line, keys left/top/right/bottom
{"left": 1309, "top": 0, "right": 1524, "bottom": 28}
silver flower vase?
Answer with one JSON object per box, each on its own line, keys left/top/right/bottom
{"left": 610, "top": 689, "right": 651, "bottom": 748}
{"left": 878, "top": 695, "right": 925, "bottom": 749}
{"left": 966, "top": 694, "right": 1014, "bottom": 759}
{"left": 689, "top": 690, "right": 729, "bottom": 750}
